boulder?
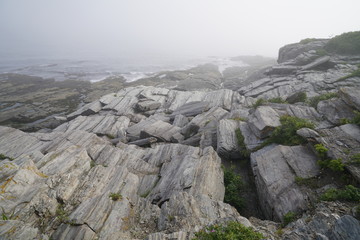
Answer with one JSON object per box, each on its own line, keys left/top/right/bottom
{"left": 248, "top": 106, "right": 281, "bottom": 139}
{"left": 135, "top": 100, "right": 161, "bottom": 112}
{"left": 301, "top": 56, "right": 331, "bottom": 71}
{"left": 216, "top": 119, "right": 240, "bottom": 159}
{"left": 172, "top": 114, "right": 189, "bottom": 128}
{"left": 140, "top": 120, "right": 183, "bottom": 142}
{"left": 127, "top": 114, "right": 170, "bottom": 141}
{"left": 251, "top": 144, "right": 319, "bottom": 221}
{"left": 168, "top": 101, "right": 210, "bottom": 119}
{"left": 67, "top": 100, "right": 102, "bottom": 120}
{"left": 339, "top": 87, "right": 360, "bottom": 111}
{"left": 317, "top": 98, "right": 356, "bottom": 124}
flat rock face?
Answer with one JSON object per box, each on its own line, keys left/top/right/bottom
{"left": 140, "top": 120, "right": 183, "bottom": 142}
{"left": 248, "top": 106, "right": 281, "bottom": 139}
{"left": 317, "top": 98, "right": 356, "bottom": 124}
{"left": 216, "top": 119, "right": 240, "bottom": 159}
{"left": 251, "top": 145, "right": 319, "bottom": 221}
{"left": 339, "top": 87, "right": 360, "bottom": 111}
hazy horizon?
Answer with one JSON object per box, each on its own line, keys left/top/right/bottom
{"left": 1, "top": 0, "right": 360, "bottom": 60}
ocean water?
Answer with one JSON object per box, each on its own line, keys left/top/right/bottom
{"left": 0, "top": 54, "right": 246, "bottom": 82}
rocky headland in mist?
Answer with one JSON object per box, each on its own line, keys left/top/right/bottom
{"left": 0, "top": 31, "right": 360, "bottom": 239}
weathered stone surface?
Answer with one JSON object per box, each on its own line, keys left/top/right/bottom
{"left": 266, "top": 65, "right": 298, "bottom": 75}
{"left": 54, "top": 115, "right": 130, "bottom": 138}
{"left": 217, "top": 119, "right": 240, "bottom": 159}
{"left": 317, "top": 98, "right": 356, "bottom": 124}
{"left": 136, "top": 100, "right": 161, "bottom": 112}
{"left": 140, "top": 120, "right": 183, "bottom": 142}
{"left": 251, "top": 145, "right": 319, "bottom": 221}
{"left": 239, "top": 121, "right": 263, "bottom": 151}
{"left": 67, "top": 100, "right": 102, "bottom": 120}
{"left": 169, "top": 101, "right": 210, "bottom": 119}
{"left": 172, "top": 114, "right": 189, "bottom": 128}
{"left": 127, "top": 114, "right": 170, "bottom": 141}
{"left": 339, "top": 87, "right": 360, "bottom": 111}
{"left": 248, "top": 106, "right": 281, "bottom": 139}
{"left": 278, "top": 40, "right": 328, "bottom": 63}
{"left": 301, "top": 56, "right": 331, "bottom": 71}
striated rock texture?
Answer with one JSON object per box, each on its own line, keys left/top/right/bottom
{"left": 1, "top": 37, "right": 360, "bottom": 240}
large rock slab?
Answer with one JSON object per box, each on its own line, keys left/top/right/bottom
{"left": 168, "top": 101, "right": 210, "bottom": 119}
{"left": 140, "top": 120, "right": 183, "bottom": 142}
{"left": 339, "top": 87, "right": 360, "bottom": 111}
{"left": 126, "top": 114, "right": 170, "bottom": 141}
{"left": 251, "top": 144, "right": 319, "bottom": 221}
{"left": 67, "top": 100, "right": 102, "bottom": 120}
{"left": 248, "top": 106, "right": 281, "bottom": 139}
{"left": 301, "top": 56, "right": 331, "bottom": 70}
{"left": 317, "top": 98, "right": 356, "bottom": 124}
{"left": 217, "top": 119, "right": 240, "bottom": 159}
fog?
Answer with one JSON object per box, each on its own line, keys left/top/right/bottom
{"left": 1, "top": 0, "right": 360, "bottom": 59}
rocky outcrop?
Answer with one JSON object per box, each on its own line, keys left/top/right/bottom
{"left": 248, "top": 106, "right": 281, "bottom": 139}
{"left": 251, "top": 145, "right": 319, "bottom": 221}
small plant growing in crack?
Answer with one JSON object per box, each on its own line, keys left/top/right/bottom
{"left": 109, "top": 192, "right": 123, "bottom": 201}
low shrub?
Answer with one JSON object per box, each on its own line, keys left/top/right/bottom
{"left": 324, "top": 31, "right": 360, "bottom": 55}
{"left": 315, "top": 144, "right": 344, "bottom": 171}
{"left": 299, "top": 38, "right": 318, "bottom": 44}
{"left": 193, "top": 221, "right": 264, "bottom": 240}
{"left": 314, "top": 144, "right": 328, "bottom": 159}
{"left": 109, "top": 192, "right": 123, "bottom": 201}
{"left": 265, "top": 115, "right": 315, "bottom": 146}
{"left": 350, "top": 153, "right": 360, "bottom": 164}
{"left": 320, "top": 185, "right": 360, "bottom": 202}
{"left": 252, "top": 98, "right": 266, "bottom": 108}
{"left": 295, "top": 176, "right": 318, "bottom": 189}
{"left": 235, "top": 128, "right": 250, "bottom": 158}
{"left": 282, "top": 211, "right": 297, "bottom": 227}
{"left": 0, "top": 154, "right": 14, "bottom": 161}
{"left": 308, "top": 92, "right": 338, "bottom": 108}
{"left": 223, "top": 166, "right": 245, "bottom": 212}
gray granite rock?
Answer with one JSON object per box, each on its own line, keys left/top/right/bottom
{"left": 301, "top": 56, "right": 331, "bottom": 71}
{"left": 67, "top": 100, "right": 102, "bottom": 120}
{"left": 140, "top": 120, "right": 183, "bottom": 142}
{"left": 248, "top": 106, "right": 281, "bottom": 139}
{"left": 317, "top": 98, "right": 356, "bottom": 124}
{"left": 216, "top": 119, "right": 240, "bottom": 159}
{"left": 251, "top": 145, "right": 319, "bottom": 221}
{"left": 172, "top": 114, "right": 189, "bottom": 128}
{"left": 339, "top": 87, "right": 360, "bottom": 111}
{"left": 136, "top": 100, "right": 161, "bottom": 112}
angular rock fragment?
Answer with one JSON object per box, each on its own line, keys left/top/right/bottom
{"left": 248, "top": 106, "right": 281, "bottom": 139}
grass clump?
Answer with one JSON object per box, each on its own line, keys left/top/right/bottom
{"left": 316, "top": 48, "right": 328, "bottom": 56}
{"left": 295, "top": 176, "right": 318, "bottom": 189}
{"left": 56, "top": 204, "right": 69, "bottom": 223}
{"left": 336, "top": 68, "right": 360, "bottom": 82}
{"left": 223, "top": 166, "right": 245, "bottom": 212}
{"left": 109, "top": 192, "right": 123, "bottom": 201}
{"left": 235, "top": 128, "right": 250, "bottom": 158}
{"left": 315, "top": 144, "right": 345, "bottom": 171}
{"left": 320, "top": 185, "right": 360, "bottom": 202}
{"left": 314, "top": 144, "right": 328, "bottom": 159}
{"left": 268, "top": 97, "right": 288, "bottom": 104}
{"left": 193, "top": 221, "right": 264, "bottom": 240}
{"left": 282, "top": 211, "right": 297, "bottom": 227}
{"left": 0, "top": 154, "right": 14, "bottom": 161}
{"left": 308, "top": 92, "right": 338, "bottom": 108}
{"left": 324, "top": 31, "right": 360, "bottom": 55}
{"left": 252, "top": 98, "right": 266, "bottom": 108}
{"left": 264, "top": 115, "right": 315, "bottom": 146}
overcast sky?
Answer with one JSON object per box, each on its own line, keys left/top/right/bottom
{"left": 1, "top": 0, "right": 359, "bottom": 59}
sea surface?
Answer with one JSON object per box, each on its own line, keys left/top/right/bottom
{"left": 0, "top": 54, "right": 246, "bottom": 82}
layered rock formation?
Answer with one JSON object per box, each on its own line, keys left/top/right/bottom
{"left": 1, "top": 37, "right": 360, "bottom": 239}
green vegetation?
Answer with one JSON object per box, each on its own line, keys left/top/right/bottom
{"left": 90, "top": 160, "right": 96, "bottom": 168}
{"left": 299, "top": 38, "right": 318, "bottom": 44}
{"left": 109, "top": 192, "right": 123, "bottom": 201}
{"left": 316, "top": 48, "right": 328, "bottom": 56}
{"left": 320, "top": 185, "right": 360, "bottom": 202}
{"left": 340, "top": 111, "right": 360, "bottom": 125}
{"left": 0, "top": 154, "right": 14, "bottom": 161}
{"left": 308, "top": 92, "right": 338, "bottom": 108}
{"left": 56, "top": 204, "right": 69, "bottom": 223}
{"left": 282, "top": 211, "right": 297, "bottom": 227}
{"left": 231, "top": 117, "right": 247, "bottom": 122}
{"left": 223, "top": 166, "right": 245, "bottom": 212}
{"left": 295, "top": 176, "right": 318, "bottom": 189}
{"left": 235, "top": 128, "right": 250, "bottom": 158}
{"left": 324, "top": 31, "right": 360, "bottom": 55}
{"left": 268, "top": 97, "right": 288, "bottom": 104}
{"left": 252, "top": 98, "right": 266, "bottom": 108}
{"left": 314, "top": 144, "right": 328, "bottom": 159}
{"left": 264, "top": 115, "right": 315, "bottom": 146}
{"left": 336, "top": 68, "right": 360, "bottom": 82}
{"left": 193, "top": 221, "right": 264, "bottom": 240}
{"left": 315, "top": 144, "right": 345, "bottom": 171}
{"left": 350, "top": 153, "right": 360, "bottom": 164}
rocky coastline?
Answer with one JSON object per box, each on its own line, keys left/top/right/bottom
{"left": 0, "top": 34, "right": 360, "bottom": 239}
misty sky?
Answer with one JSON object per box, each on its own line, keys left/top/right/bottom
{"left": 1, "top": 0, "right": 360, "bottom": 59}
